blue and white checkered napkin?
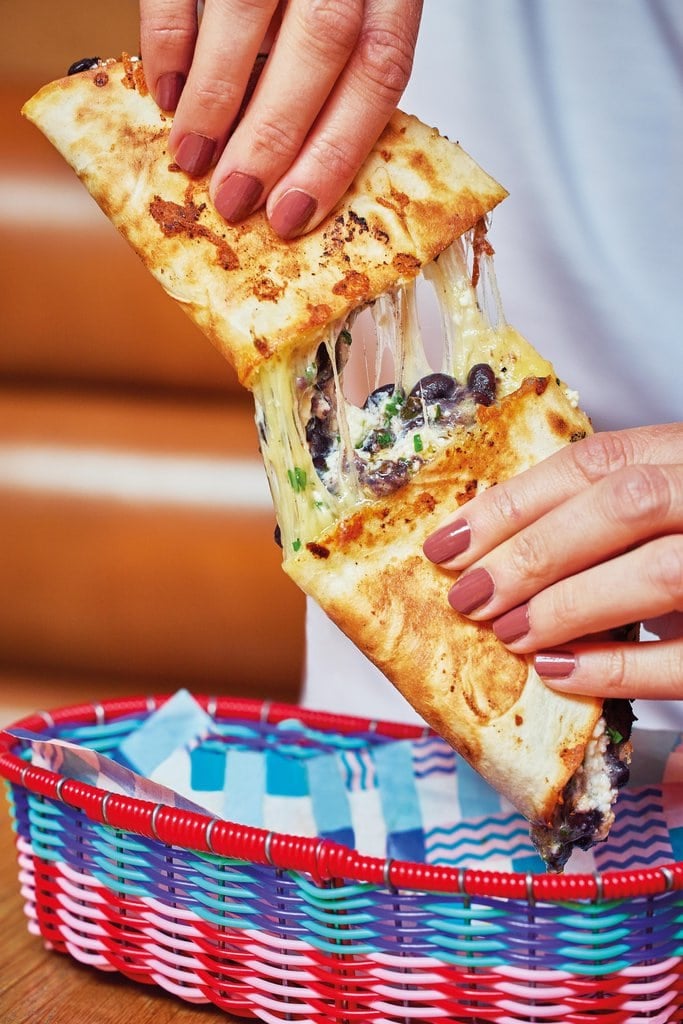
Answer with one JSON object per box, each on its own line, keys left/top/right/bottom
{"left": 116, "top": 690, "right": 683, "bottom": 876}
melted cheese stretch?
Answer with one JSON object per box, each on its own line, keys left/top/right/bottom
{"left": 252, "top": 235, "right": 554, "bottom": 554}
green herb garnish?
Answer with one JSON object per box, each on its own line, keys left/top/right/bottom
{"left": 303, "top": 363, "right": 317, "bottom": 383}
{"left": 413, "top": 433, "right": 423, "bottom": 453}
{"left": 384, "top": 392, "right": 404, "bottom": 420}
{"left": 287, "top": 467, "right": 307, "bottom": 492}
{"left": 606, "top": 727, "right": 624, "bottom": 745}
{"left": 292, "top": 538, "right": 302, "bottom": 552}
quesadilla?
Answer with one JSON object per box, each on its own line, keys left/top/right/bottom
{"left": 22, "top": 56, "right": 633, "bottom": 869}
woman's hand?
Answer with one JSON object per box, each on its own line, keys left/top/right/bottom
{"left": 423, "top": 424, "right": 683, "bottom": 700}
{"left": 139, "top": 0, "right": 422, "bottom": 238}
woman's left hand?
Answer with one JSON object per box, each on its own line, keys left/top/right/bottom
{"left": 422, "top": 423, "right": 683, "bottom": 700}
{"left": 139, "top": 0, "right": 423, "bottom": 238}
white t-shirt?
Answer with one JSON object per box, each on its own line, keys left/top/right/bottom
{"left": 303, "top": 0, "right": 683, "bottom": 729}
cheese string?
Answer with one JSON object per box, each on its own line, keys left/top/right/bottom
{"left": 325, "top": 323, "right": 360, "bottom": 495}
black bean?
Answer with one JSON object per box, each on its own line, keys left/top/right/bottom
{"left": 335, "top": 332, "right": 352, "bottom": 374}
{"left": 316, "top": 342, "right": 334, "bottom": 383}
{"left": 67, "top": 57, "right": 101, "bottom": 76}
{"left": 306, "top": 416, "right": 333, "bottom": 470}
{"left": 606, "top": 755, "right": 630, "bottom": 789}
{"left": 467, "top": 363, "right": 497, "bottom": 406}
{"left": 566, "top": 807, "right": 603, "bottom": 844}
{"left": 363, "top": 383, "right": 397, "bottom": 410}
{"left": 360, "top": 458, "right": 410, "bottom": 496}
{"left": 410, "top": 372, "right": 459, "bottom": 403}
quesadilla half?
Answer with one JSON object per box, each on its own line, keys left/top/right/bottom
{"left": 22, "top": 56, "right": 633, "bottom": 869}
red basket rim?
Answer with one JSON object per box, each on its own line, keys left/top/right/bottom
{"left": 1, "top": 692, "right": 681, "bottom": 904}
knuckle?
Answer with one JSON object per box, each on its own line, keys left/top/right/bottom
{"left": 141, "top": 14, "right": 197, "bottom": 60}
{"left": 298, "top": 0, "right": 364, "bottom": 58}
{"left": 488, "top": 482, "right": 526, "bottom": 529}
{"left": 305, "top": 130, "right": 359, "bottom": 183}
{"left": 648, "top": 536, "right": 683, "bottom": 606}
{"left": 662, "top": 641, "right": 683, "bottom": 689}
{"left": 571, "top": 430, "right": 634, "bottom": 484}
{"left": 607, "top": 465, "right": 675, "bottom": 527}
{"left": 355, "top": 25, "right": 415, "bottom": 102}
{"left": 191, "top": 76, "right": 242, "bottom": 117}
{"left": 601, "top": 647, "right": 630, "bottom": 694}
{"left": 507, "top": 529, "right": 549, "bottom": 586}
{"left": 547, "top": 580, "right": 581, "bottom": 628}
{"left": 251, "top": 111, "right": 300, "bottom": 161}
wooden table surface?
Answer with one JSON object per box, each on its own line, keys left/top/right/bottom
{"left": 0, "top": 798, "right": 242, "bottom": 1024}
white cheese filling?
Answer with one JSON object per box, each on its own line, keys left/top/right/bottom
{"left": 252, "top": 232, "right": 556, "bottom": 554}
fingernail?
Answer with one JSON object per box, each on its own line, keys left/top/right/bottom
{"left": 534, "top": 651, "right": 576, "bottom": 680}
{"left": 214, "top": 172, "right": 263, "bottom": 223}
{"left": 270, "top": 189, "right": 317, "bottom": 239}
{"left": 423, "top": 518, "right": 470, "bottom": 563}
{"left": 448, "top": 568, "right": 494, "bottom": 615}
{"left": 175, "top": 132, "right": 216, "bottom": 176}
{"left": 493, "top": 604, "right": 530, "bottom": 644}
{"left": 155, "top": 71, "right": 185, "bottom": 111}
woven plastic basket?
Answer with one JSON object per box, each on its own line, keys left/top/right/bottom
{"left": 1, "top": 693, "right": 682, "bottom": 1024}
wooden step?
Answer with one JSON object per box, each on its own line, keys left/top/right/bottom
{"left": 0, "top": 388, "right": 304, "bottom": 694}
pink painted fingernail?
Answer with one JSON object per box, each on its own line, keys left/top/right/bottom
{"left": 448, "top": 568, "right": 494, "bottom": 615}
{"left": 493, "top": 604, "right": 530, "bottom": 644}
{"left": 175, "top": 132, "right": 216, "bottom": 176}
{"left": 534, "top": 651, "right": 576, "bottom": 679}
{"left": 423, "top": 518, "right": 471, "bottom": 563}
{"left": 215, "top": 172, "right": 263, "bottom": 222}
{"left": 270, "top": 189, "right": 317, "bottom": 239}
{"left": 155, "top": 71, "right": 185, "bottom": 111}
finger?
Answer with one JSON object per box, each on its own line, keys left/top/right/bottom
{"left": 211, "top": 0, "right": 365, "bottom": 224}
{"left": 168, "top": 0, "right": 279, "bottom": 177}
{"left": 140, "top": 0, "right": 199, "bottom": 111}
{"left": 423, "top": 424, "right": 683, "bottom": 569}
{"left": 447, "top": 462, "right": 683, "bottom": 621}
{"left": 534, "top": 637, "right": 683, "bottom": 701}
{"left": 264, "top": 0, "right": 423, "bottom": 238}
{"left": 492, "top": 534, "right": 683, "bottom": 653}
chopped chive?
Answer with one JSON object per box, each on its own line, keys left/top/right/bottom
{"left": 384, "top": 391, "right": 405, "bottom": 420}
{"left": 287, "top": 467, "right": 307, "bottom": 492}
{"left": 292, "top": 538, "right": 302, "bottom": 552}
{"left": 376, "top": 431, "right": 393, "bottom": 446}
{"left": 434, "top": 404, "right": 442, "bottom": 422}
{"left": 413, "top": 433, "right": 423, "bottom": 453}
{"left": 606, "top": 727, "right": 624, "bottom": 745}
{"left": 304, "top": 363, "right": 317, "bottom": 382}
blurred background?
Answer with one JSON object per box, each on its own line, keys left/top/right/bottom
{"left": 0, "top": 0, "right": 305, "bottom": 727}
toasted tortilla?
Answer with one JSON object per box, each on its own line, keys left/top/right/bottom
{"left": 22, "top": 56, "right": 506, "bottom": 388}
{"left": 285, "top": 376, "right": 600, "bottom": 824}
